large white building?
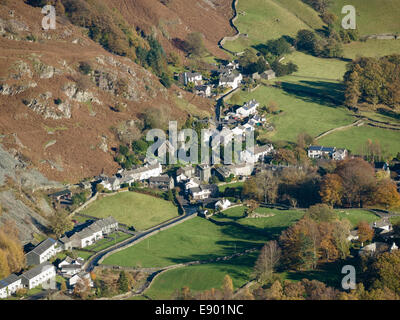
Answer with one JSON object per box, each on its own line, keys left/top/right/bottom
{"left": 20, "top": 262, "right": 56, "bottom": 290}
{"left": 26, "top": 238, "right": 60, "bottom": 266}
{"left": 0, "top": 274, "right": 23, "bottom": 298}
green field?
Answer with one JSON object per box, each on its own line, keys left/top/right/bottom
{"left": 330, "top": 0, "right": 400, "bottom": 36}
{"left": 145, "top": 252, "right": 258, "bottom": 300}
{"left": 218, "top": 181, "right": 244, "bottom": 193}
{"left": 81, "top": 192, "right": 179, "bottom": 230}
{"left": 318, "top": 125, "right": 400, "bottom": 157}
{"left": 335, "top": 209, "right": 380, "bottom": 227}
{"left": 102, "top": 217, "right": 271, "bottom": 268}
{"left": 224, "top": 0, "right": 324, "bottom": 53}
{"left": 342, "top": 40, "right": 400, "bottom": 60}
{"left": 230, "top": 85, "right": 354, "bottom": 142}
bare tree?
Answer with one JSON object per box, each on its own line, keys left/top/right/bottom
{"left": 256, "top": 170, "right": 278, "bottom": 204}
{"left": 253, "top": 240, "right": 281, "bottom": 283}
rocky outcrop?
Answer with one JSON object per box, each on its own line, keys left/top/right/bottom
{"left": 25, "top": 92, "right": 72, "bottom": 119}
{"left": 0, "top": 81, "right": 37, "bottom": 95}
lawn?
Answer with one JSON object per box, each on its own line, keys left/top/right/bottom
{"left": 335, "top": 209, "right": 380, "bottom": 227}
{"left": 102, "top": 217, "right": 272, "bottom": 268}
{"left": 81, "top": 191, "right": 180, "bottom": 230}
{"left": 224, "top": 0, "right": 323, "bottom": 53}
{"left": 330, "top": 0, "right": 400, "bottom": 36}
{"left": 145, "top": 252, "right": 259, "bottom": 300}
{"left": 230, "top": 85, "right": 354, "bottom": 143}
{"left": 218, "top": 181, "right": 244, "bottom": 193}
{"left": 318, "top": 125, "right": 400, "bottom": 158}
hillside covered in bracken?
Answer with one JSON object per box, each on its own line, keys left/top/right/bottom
{"left": 0, "top": 0, "right": 233, "bottom": 183}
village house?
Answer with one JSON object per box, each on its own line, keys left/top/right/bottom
{"left": 236, "top": 100, "right": 259, "bottom": 118}
{"left": 184, "top": 177, "right": 201, "bottom": 191}
{"left": 332, "top": 148, "right": 348, "bottom": 161}
{"left": 0, "top": 274, "right": 23, "bottom": 298}
{"left": 119, "top": 162, "right": 163, "bottom": 186}
{"left": 240, "top": 143, "right": 274, "bottom": 163}
{"left": 61, "top": 217, "right": 118, "bottom": 249}
{"left": 149, "top": 175, "right": 175, "bottom": 190}
{"left": 308, "top": 146, "right": 334, "bottom": 159}
{"left": 261, "top": 69, "right": 276, "bottom": 80}
{"left": 100, "top": 176, "right": 121, "bottom": 191}
{"left": 229, "top": 162, "right": 255, "bottom": 177}
{"left": 197, "top": 164, "right": 212, "bottom": 182}
{"left": 20, "top": 262, "right": 56, "bottom": 290}
{"left": 215, "top": 198, "right": 231, "bottom": 211}
{"left": 176, "top": 165, "right": 195, "bottom": 183}
{"left": 219, "top": 71, "right": 243, "bottom": 90}
{"left": 48, "top": 189, "right": 72, "bottom": 202}
{"left": 68, "top": 271, "right": 93, "bottom": 289}
{"left": 26, "top": 238, "right": 60, "bottom": 266}
{"left": 189, "top": 184, "right": 218, "bottom": 200}
{"left": 59, "top": 256, "right": 86, "bottom": 278}
{"left": 194, "top": 85, "right": 211, "bottom": 98}
{"left": 347, "top": 230, "right": 359, "bottom": 242}
{"left": 179, "top": 72, "right": 203, "bottom": 86}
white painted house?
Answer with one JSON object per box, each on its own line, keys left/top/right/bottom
{"left": 0, "top": 274, "right": 23, "bottom": 298}
{"left": 20, "top": 262, "right": 56, "bottom": 290}
{"left": 215, "top": 199, "right": 231, "bottom": 211}
{"left": 236, "top": 100, "right": 259, "bottom": 118}
{"left": 219, "top": 71, "right": 243, "bottom": 89}
{"left": 26, "top": 238, "right": 60, "bottom": 266}
{"left": 240, "top": 144, "right": 274, "bottom": 163}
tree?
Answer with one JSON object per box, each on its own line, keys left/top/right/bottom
{"left": 60, "top": 279, "right": 67, "bottom": 292}
{"left": 371, "top": 250, "right": 400, "bottom": 295}
{"left": 373, "top": 179, "right": 400, "bottom": 209}
{"left": 49, "top": 211, "right": 74, "bottom": 238}
{"left": 335, "top": 158, "right": 377, "bottom": 207}
{"left": 296, "top": 30, "right": 320, "bottom": 56}
{"left": 117, "top": 271, "right": 129, "bottom": 293}
{"left": 256, "top": 170, "right": 278, "bottom": 204}
{"left": 221, "top": 275, "right": 234, "bottom": 300}
{"left": 242, "top": 178, "right": 259, "bottom": 200}
{"left": 305, "top": 204, "right": 338, "bottom": 223}
{"left": 357, "top": 221, "right": 374, "bottom": 246}
{"left": 332, "top": 219, "right": 352, "bottom": 259}
{"left": 319, "top": 174, "right": 343, "bottom": 207}
{"left": 253, "top": 241, "right": 281, "bottom": 283}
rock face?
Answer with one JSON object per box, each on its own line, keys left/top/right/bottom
{"left": 25, "top": 92, "right": 72, "bottom": 119}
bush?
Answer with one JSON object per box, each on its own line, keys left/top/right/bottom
{"left": 79, "top": 61, "right": 92, "bottom": 75}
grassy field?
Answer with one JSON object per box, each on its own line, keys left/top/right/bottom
{"left": 81, "top": 192, "right": 179, "bottom": 231}
{"left": 218, "top": 181, "right": 244, "bottom": 193}
{"left": 230, "top": 85, "right": 354, "bottom": 142}
{"left": 330, "top": 0, "right": 400, "bottom": 36}
{"left": 335, "top": 209, "right": 380, "bottom": 227}
{"left": 145, "top": 252, "right": 258, "bottom": 300}
{"left": 318, "top": 125, "right": 400, "bottom": 157}
{"left": 224, "top": 0, "right": 323, "bottom": 52}
{"left": 102, "top": 217, "right": 271, "bottom": 268}
{"left": 342, "top": 40, "right": 400, "bottom": 60}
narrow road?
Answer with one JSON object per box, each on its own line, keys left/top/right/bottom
{"left": 84, "top": 208, "right": 198, "bottom": 272}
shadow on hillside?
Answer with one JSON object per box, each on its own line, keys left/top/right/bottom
{"left": 279, "top": 80, "right": 345, "bottom": 107}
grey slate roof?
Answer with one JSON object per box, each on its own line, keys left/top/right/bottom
{"left": 0, "top": 274, "right": 20, "bottom": 289}
{"left": 21, "top": 262, "right": 54, "bottom": 280}
{"left": 27, "top": 238, "right": 57, "bottom": 256}
{"left": 48, "top": 189, "right": 71, "bottom": 198}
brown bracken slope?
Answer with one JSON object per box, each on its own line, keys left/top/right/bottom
{"left": 0, "top": 0, "right": 234, "bottom": 183}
